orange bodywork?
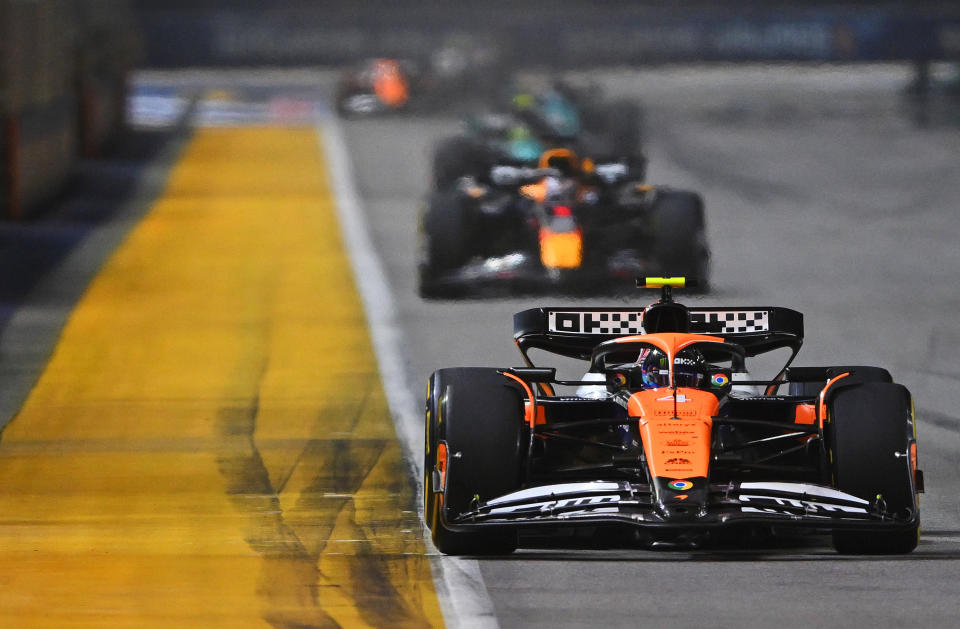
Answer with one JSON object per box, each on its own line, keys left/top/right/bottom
{"left": 535, "top": 404, "right": 546, "bottom": 425}
{"left": 520, "top": 181, "right": 548, "bottom": 203}
{"left": 436, "top": 441, "right": 449, "bottom": 491}
{"left": 372, "top": 59, "right": 409, "bottom": 107}
{"left": 539, "top": 227, "right": 582, "bottom": 269}
{"left": 629, "top": 388, "right": 718, "bottom": 480}
{"left": 616, "top": 333, "right": 728, "bottom": 480}
{"left": 537, "top": 148, "right": 579, "bottom": 170}
{"left": 818, "top": 372, "right": 850, "bottom": 428}
{"left": 794, "top": 403, "right": 817, "bottom": 425}
{"left": 910, "top": 441, "right": 918, "bottom": 484}
{"left": 501, "top": 371, "right": 539, "bottom": 427}
{"left": 612, "top": 332, "right": 725, "bottom": 354}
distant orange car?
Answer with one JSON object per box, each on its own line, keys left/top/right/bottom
{"left": 424, "top": 278, "right": 922, "bottom": 555}
{"left": 336, "top": 58, "right": 413, "bottom": 116}
{"left": 335, "top": 39, "right": 504, "bottom": 117}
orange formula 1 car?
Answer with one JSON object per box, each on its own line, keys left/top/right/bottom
{"left": 336, "top": 58, "right": 412, "bottom": 117}
{"left": 424, "top": 278, "right": 923, "bottom": 555}
{"left": 335, "top": 38, "right": 505, "bottom": 117}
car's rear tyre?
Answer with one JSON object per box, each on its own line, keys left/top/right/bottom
{"left": 827, "top": 382, "right": 919, "bottom": 554}
{"left": 651, "top": 190, "right": 710, "bottom": 288}
{"left": 432, "top": 136, "right": 487, "bottom": 189}
{"left": 418, "top": 190, "right": 471, "bottom": 298}
{"left": 424, "top": 368, "right": 525, "bottom": 555}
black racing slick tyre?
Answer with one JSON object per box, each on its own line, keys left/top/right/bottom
{"left": 827, "top": 382, "right": 919, "bottom": 554}
{"left": 651, "top": 190, "right": 710, "bottom": 288}
{"left": 418, "top": 190, "right": 471, "bottom": 298}
{"left": 424, "top": 368, "right": 525, "bottom": 555}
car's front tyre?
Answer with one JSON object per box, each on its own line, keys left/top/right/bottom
{"left": 418, "top": 190, "right": 472, "bottom": 298}
{"left": 827, "top": 382, "right": 919, "bottom": 554}
{"left": 424, "top": 368, "right": 525, "bottom": 555}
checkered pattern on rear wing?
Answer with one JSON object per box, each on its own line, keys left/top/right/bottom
{"left": 514, "top": 306, "right": 802, "bottom": 361}
{"left": 543, "top": 309, "right": 771, "bottom": 335}
{"left": 547, "top": 310, "right": 645, "bottom": 335}
{"left": 689, "top": 309, "right": 770, "bottom": 334}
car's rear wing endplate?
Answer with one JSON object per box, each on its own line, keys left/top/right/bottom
{"left": 514, "top": 306, "right": 803, "bottom": 360}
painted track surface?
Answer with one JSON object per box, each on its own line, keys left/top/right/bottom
{"left": 341, "top": 66, "right": 960, "bottom": 627}
{"left": 0, "top": 116, "right": 442, "bottom": 626}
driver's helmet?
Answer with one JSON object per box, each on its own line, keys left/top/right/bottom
{"left": 638, "top": 348, "right": 670, "bottom": 389}
{"left": 673, "top": 348, "right": 708, "bottom": 388}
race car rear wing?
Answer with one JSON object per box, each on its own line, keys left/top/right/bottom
{"left": 513, "top": 306, "right": 803, "bottom": 361}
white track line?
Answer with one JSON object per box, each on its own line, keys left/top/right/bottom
{"left": 318, "top": 114, "right": 499, "bottom": 629}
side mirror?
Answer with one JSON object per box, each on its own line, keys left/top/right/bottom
{"left": 705, "top": 367, "right": 733, "bottom": 394}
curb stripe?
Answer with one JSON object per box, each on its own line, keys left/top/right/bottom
{"left": 317, "top": 114, "right": 500, "bottom": 629}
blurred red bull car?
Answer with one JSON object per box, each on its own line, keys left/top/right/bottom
{"left": 418, "top": 148, "right": 709, "bottom": 298}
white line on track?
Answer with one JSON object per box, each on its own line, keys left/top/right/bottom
{"left": 318, "top": 113, "right": 499, "bottom": 629}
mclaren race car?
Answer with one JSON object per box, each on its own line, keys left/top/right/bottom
{"left": 418, "top": 149, "right": 709, "bottom": 297}
{"left": 423, "top": 278, "right": 923, "bottom": 554}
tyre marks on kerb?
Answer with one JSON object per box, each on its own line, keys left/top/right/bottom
{"left": 216, "top": 400, "right": 424, "bottom": 628}
{"left": 184, "top": 125, "right": 442, "bottom": 628}
{"left": 216, "top": 395, "right": 333, "bottom": 629}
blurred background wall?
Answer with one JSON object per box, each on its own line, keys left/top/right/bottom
{"left": 2, "top": 1, "right": 958, "bottom": 220}
{"left": 1, "top": 0, "right": 140, "bottom": 219}
{"left": 130, "top": 1, "right": 960, "bottom": 68}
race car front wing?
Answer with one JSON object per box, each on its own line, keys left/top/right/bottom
{"left": 444, "top": 480, "right": 918, "bottom": 532}
{"left": 422, "top": 250, "right": 644, "bottom": 296}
